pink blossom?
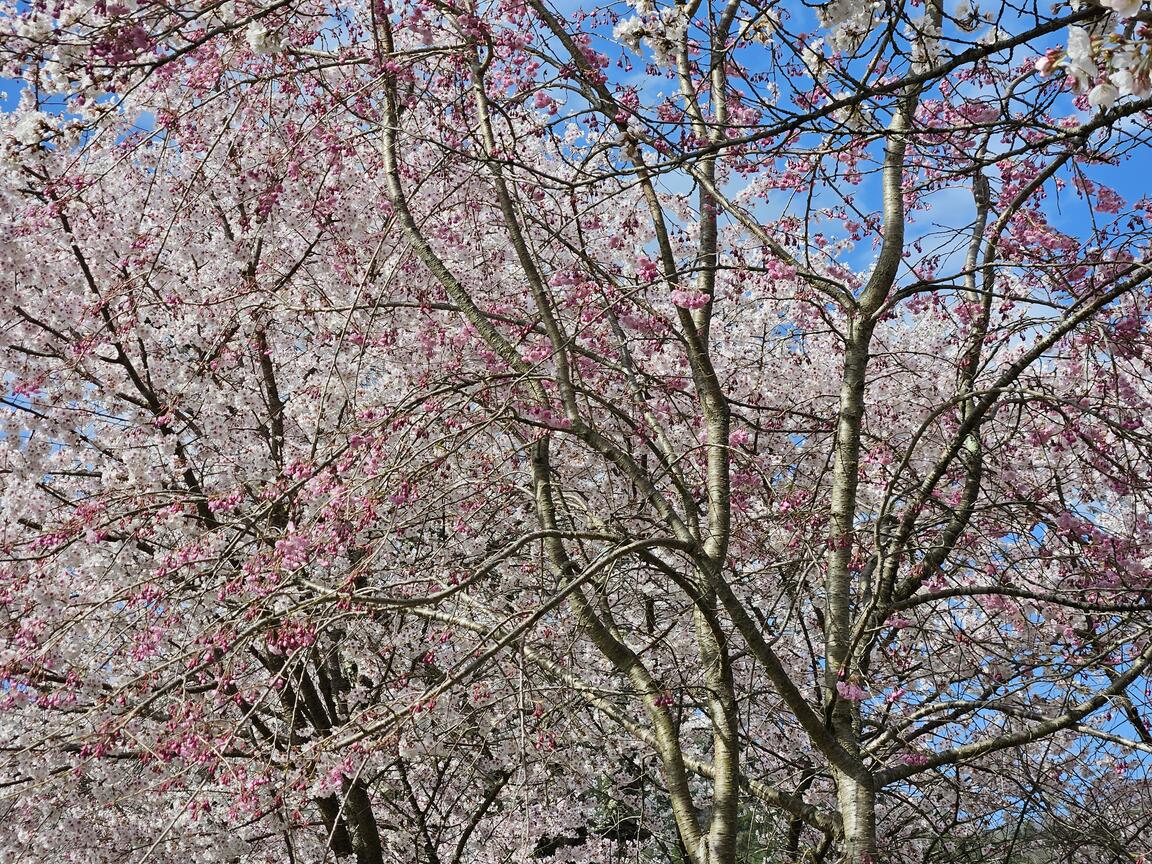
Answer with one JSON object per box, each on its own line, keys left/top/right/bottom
{"left": 670, "top": 289, "right": 710, "bottom": 309}
{"left": 1034, "top": 50, "right": 1059, "bottom": 77}
{"left": 636, "top": 257, "right": 661, "bottom": 282}
{"left": 836, "top": 680, "right": 869, "bottom": 702}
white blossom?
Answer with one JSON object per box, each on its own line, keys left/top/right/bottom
{"left": 954, "top": 0, "right": 981, "bottom": 31}
{"left": 818, "top": 0, "right": 855, "bottom": 26}
{"left": 246, "top": 21, "right": 283, "bottom": 55}
{"left": 1064, "top": 26, "right": 1098, "bottom": 91}
{"left": 832, "top": 92, "right": 874, "bottom": 130}
{"left": 908, "top": 17, "right": 942, "bottom": 71}
{"left": 613, "top": 16, "right": 646, "bottom": 51}
{"left": 11, "top": 112, "right": 46, "bottom": 146}
{"left": 1088, "top": 81, "right": 1120, "bottom": 109}
{"left": 1066, "top": 26, "right": 1094, "bottom": 65}
{"left": 801, "top": 37, "right": 826, "bottom": 77}
{"left": 1101, "top": 0, "right": 1143, "bottom": 17}
{"left": 978, "top": 25, "right": 1008, "bottom": 45}
{"left": 824, "top": 1, "right": 879, "bottom": 52}
{"left": 15, "top": 15, "right": 53, "bottom": 41}
{"left": 739, "top": 8, "right": 779, "bottom": 44}
{"left": 656, "top": 5, "right": 688, "bottom": 42}
{"left": 1112, "top": 67, "right": 1152, "bottom": 98}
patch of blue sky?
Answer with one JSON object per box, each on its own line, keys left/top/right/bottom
{"left": 0, "top": 76, "right": 22, "bottom": 108}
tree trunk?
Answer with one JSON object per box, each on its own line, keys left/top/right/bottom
{"left": 835, "top": 771, "right": 877, "bottom": 864}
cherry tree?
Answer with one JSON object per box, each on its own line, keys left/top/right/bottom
{"left": 3, "top": 0, "right": 1152, "bottom": 862}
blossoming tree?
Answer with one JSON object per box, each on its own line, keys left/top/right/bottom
{"left": 3, "top": 0, "right": 1152, "bottom": 862}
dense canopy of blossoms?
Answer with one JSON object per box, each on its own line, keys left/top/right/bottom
{"left": 3, "top": 1, "right": 1152, "bottom": 863}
